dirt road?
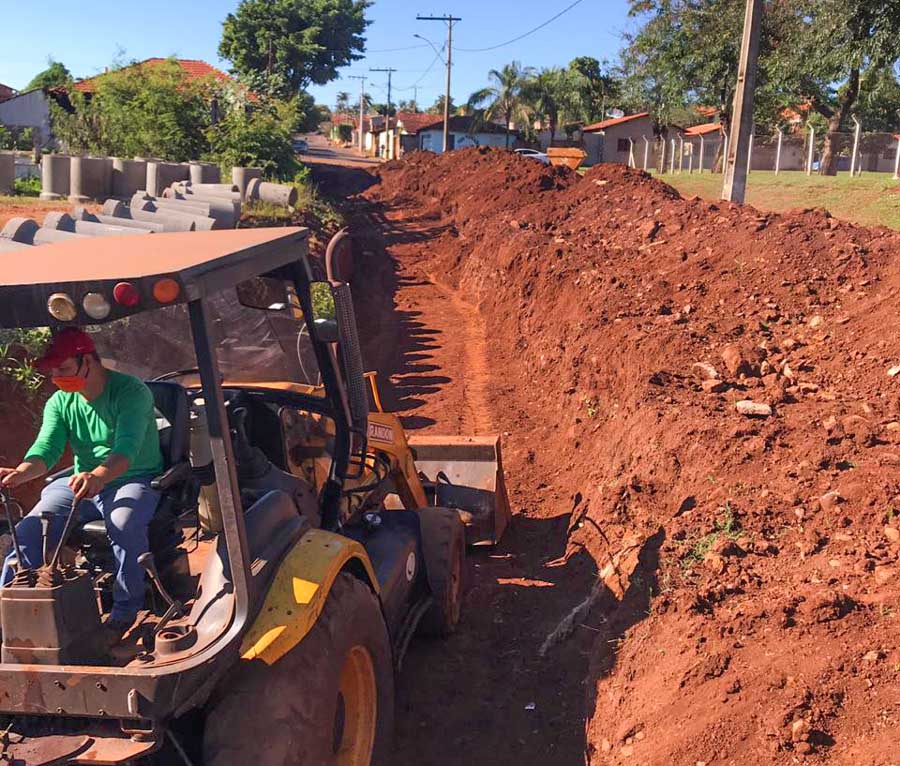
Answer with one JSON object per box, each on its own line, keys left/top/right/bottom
{"left": 305, "top": 143, "right": 597, "bottom": 766}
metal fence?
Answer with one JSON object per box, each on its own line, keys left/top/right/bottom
{"left": 628, "top": 129, "right": 900, "bottom": 179}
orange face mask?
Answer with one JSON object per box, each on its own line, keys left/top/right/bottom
{"left": 52, "top": 357, "right": 88, "bottom": 393}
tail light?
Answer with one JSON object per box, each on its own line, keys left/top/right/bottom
{"left": 113, "top": 282, "right": 140, "bottom": 307}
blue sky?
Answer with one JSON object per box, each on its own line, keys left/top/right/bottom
{"left": 0, "top": 0, "right": 636, "bottom": 110}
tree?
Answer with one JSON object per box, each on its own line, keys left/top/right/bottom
{"left": 622, "top": 0, "right": 793, "bottom": 135}
{"left": 397, "top": 99, "right": 420, "bottom": 113}
{"left": 219, "top": 0, "right": 371, "bottom": 94}
{"left": 427, "top": 94, "right": 455, "bottom": 115}
{"left": 25, "top": 60, "right": 70, "bottom": 91}
{"left": 468, "top": 62, "right": 533, "bottom": 148}
{"left": 335, "top": 90, "right": 351, "bottom": 113}
{"left": 522, "top": 68, "right": 579, "bottom": 144}
{"left": 569, "top": 56, "right": 620, "bottom": 122}
{"left": 371, "top": 102, "right": 396, "bottom": 117}
{"left": 777, "top": 0, "right": 900, "bottom": 174}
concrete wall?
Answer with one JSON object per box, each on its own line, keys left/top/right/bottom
{"left": 0, "top": 89, "right": 51, "bottom": 145}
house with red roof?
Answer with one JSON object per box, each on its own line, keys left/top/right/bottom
{"left": 72, "top": 58, "right": 236, "bottom": 95}
{"left": 0, "top": 83, "right": 15, "bottom": 103}
{"left": 0, "top": 58, "right": 240, "bottom": 148}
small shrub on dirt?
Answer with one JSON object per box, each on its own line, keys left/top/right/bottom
{"left": 682, "top": 503, "right": 742, "bottom": 567}
{"left": 13, "top": 176, "right": 41, "bottom": 197}
{"left": 0, "top": 329, "right": 50, "bottom": 400}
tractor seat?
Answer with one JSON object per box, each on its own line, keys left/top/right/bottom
{"left": 79, "top": 381, "right": 193, "bottom": 553}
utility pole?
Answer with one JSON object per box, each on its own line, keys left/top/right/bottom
{"left": 418, "top": 14, "right": 462, "bottom": 153}
{"left": 348, "top": 75, "right": 366, "bottom": 153}
{"left": 370, "top": 67, "right": 397, "bottom": 116}
{"left": 722, "top": 0, "right": 763, "bottom": 204}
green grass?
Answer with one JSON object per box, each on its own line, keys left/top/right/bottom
{"left": 654, "top": 169, "right": 900, "bottom": 230}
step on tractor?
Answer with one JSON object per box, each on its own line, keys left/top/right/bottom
{"left": 0, "top": 226, "right": 511, "bottom": 765}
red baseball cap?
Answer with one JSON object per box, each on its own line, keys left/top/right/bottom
{"left": 36, "top": 328, "right": 96, "bottom": 372}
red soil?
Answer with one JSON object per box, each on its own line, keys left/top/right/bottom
{"left": 356, "top": 147, "right": 900, "bottom": 765}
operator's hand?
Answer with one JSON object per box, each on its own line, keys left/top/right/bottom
{"left": 0, "top": 467, "right": 27, "bottom": 488}
{"left": 69, "top": 471, "right": 105, "bottom": 501}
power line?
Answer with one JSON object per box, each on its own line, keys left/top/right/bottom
{"left": 456, "top": 0, "right": 586, "bottom": 52}
{"left": 366, "top": 43, "right": 431, "bottom": 53}
{"left": 394, "top": 44, "right": 446, "bottom": 91}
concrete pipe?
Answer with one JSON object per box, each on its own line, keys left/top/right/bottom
{"left": 33, "top": 227, "right": 86, "bottom": 245}
{"left": 131, "top": 199, "right": 215, "bottom": 231}
{"left": 146, "top": 161, "right": 190, "bottom": 197}
{"left": 183, "top": 181, "right": 239, "bottom": 194}
{"left": 40, "top": 154, "right": 71, "bottom": 200}
{"left": 103, "top": 199, "right": 196, "bottom": 232}
{"left": 246, "top": 177, "right": 298, "bottom": 207}
{"left": 44, "top": 211, "right": 145, "bottom": 237}
{"left": 111, "top": 158, "right": 148, "bottom": 198}
{"left": 1, "top": 217, "right": 40, "bottom": 243}
{"left": 138, "top": 193, "right": 235, "bottom": 229}
{"left": 170, "top": 183, "right": 242, "bottom": 204}
{"left": 0, "top": 152, "right": 14, "bottom": 195}
{"left": 73, "top": 206, "right": 166, "bottom": 232}
{"left": 0, "top": 239, "right": 32, "bottom": 253}
{"left": 189, "top": 162, "right": 221, "bottom": 185}
{"left": 232, "top": 166, "right": 263, "bottom": 200}
{"left": 69, "top": 156, "right": 113, "bottom": 202}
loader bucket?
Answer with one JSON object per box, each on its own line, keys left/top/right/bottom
{"left": 408, "top": 435, "right": 512, "bottom": 546}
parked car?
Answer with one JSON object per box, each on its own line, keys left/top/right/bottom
{"left": 514, "top": 148, "right": 550, "bottom": 165}
{"left": 292, "top": 138, "right": 309, "bottom": 153}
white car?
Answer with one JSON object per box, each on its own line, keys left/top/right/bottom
{"left": 514, "top": 148, "right": 550, "bottom": 165}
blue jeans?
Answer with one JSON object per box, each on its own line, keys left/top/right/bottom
{"left": 1, "top": 477, "right": 160, "bottom": 622}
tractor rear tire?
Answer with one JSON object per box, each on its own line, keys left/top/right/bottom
{"left": 203, "top": 573, "right": 394, "bottom": 766}
{"left": 417, "top": 507, "right": 466, "bottom": 637}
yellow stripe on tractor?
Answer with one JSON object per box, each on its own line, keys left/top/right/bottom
{"left": 240, "top": 529, "right": 379, "bottom": 665}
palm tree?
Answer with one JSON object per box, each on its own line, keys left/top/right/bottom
{"left": 468, "top": 61, "right": 534, "bottom": 148}
{"left": 335, "top": 90, "right": 351, "bottom": 114}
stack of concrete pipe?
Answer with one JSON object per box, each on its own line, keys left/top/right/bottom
{"left": 0, "top": 216, "right": 85, "bottom": 247}
{"left": 102, "top": 199, "right": 201, "bottom": 232}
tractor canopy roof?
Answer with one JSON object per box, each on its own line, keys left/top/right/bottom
{"left": 0, "top": 227, "right": 309, "bottom": 328}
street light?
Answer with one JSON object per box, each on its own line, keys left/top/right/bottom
{"left": 413, "top": 33, "right": 445, "bottom": 63}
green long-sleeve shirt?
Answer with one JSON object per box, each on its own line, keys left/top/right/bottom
{"left": 25, "top": 370, "right": 163, "bottom": 486}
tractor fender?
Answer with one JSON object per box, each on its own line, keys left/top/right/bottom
{"left": 239, "top": 528, "right": 379, "bottom": 666}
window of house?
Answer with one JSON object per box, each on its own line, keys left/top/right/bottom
{"left": 617, "top": 138, "right": 630, "bottom": 153}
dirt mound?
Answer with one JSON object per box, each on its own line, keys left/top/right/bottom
{"left": 365, "top": 148, "right": 900, "bottom": 765}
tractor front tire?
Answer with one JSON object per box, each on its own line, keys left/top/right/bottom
{"left": 417, "top": 507, "right": 466, "bottom": 637}
{"left": 203, "top": 573, "right": 394, "bottom": 766}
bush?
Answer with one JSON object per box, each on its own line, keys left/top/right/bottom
{"left": 13, "top": 177, "right": 41, "bottom": 197}
{"left": 0, "top": 329, "right": 50, "bottom": 399}
{"left": 51, "top": 58, "right": 214, "bottom": 160}
{"left": 207, "top": 107, "right": 298, "bottom": 181}
{"left": 337, "top": 124, "right": 353, "bottom": 143}
{"left": 0, "top": 125, "right": 11, "bottom": 150}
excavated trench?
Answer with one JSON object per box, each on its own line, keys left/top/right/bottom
{"left": 311, "top": 145, "right": 900, "bottom": 766}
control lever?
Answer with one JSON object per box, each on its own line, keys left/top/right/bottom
{"left": 48, "top": 497, "right": 80, "bottom": 572}
{"left": 0, "top": 488, "right": 30, "bottom": 584}
{"left": 40, "top": 512, "right": 53, "bottom": 567}
{"left": 138, "top": 552, "right": 184, "bottom": 635}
